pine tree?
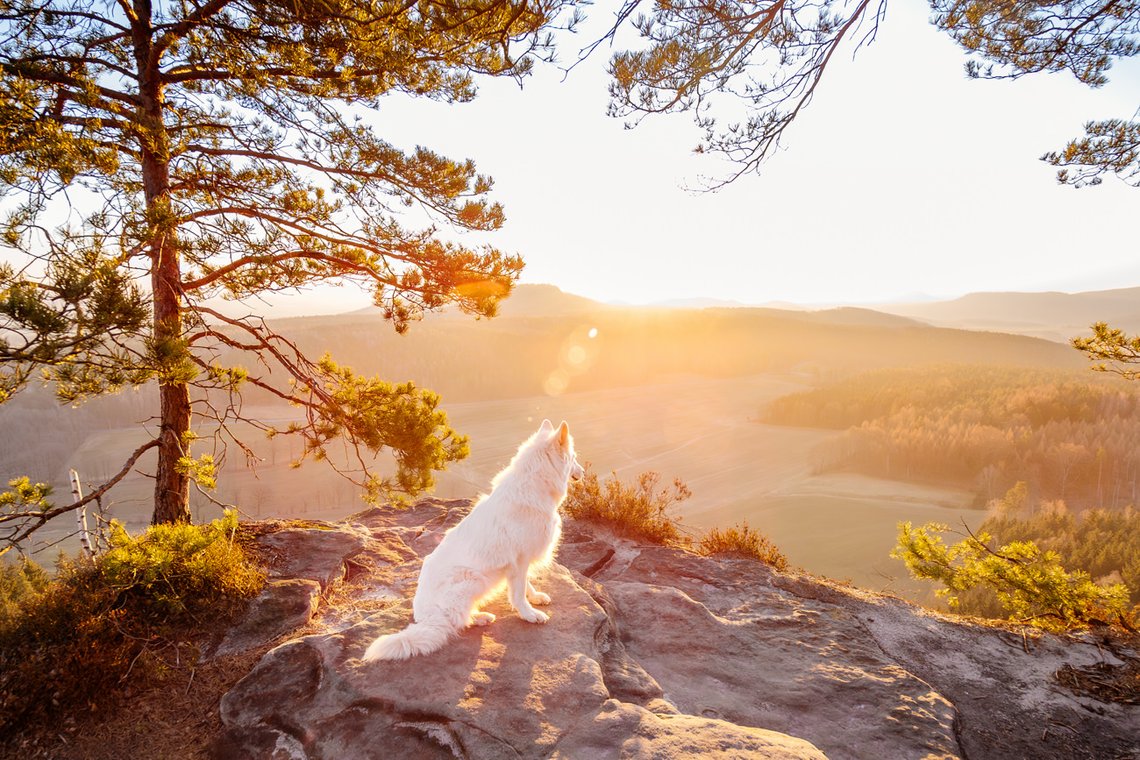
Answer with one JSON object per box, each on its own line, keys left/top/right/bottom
{"left": 0, "top": 0, "right": 574, "bottom": 547}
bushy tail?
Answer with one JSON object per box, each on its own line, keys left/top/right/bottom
{"left": 362, "top": 619, "right": 456, "bottom": 661}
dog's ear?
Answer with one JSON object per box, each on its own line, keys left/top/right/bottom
{"left": 557, "top": 421, "right": 569, "bottom": 447}
{"left": 540, "top": 419, "right": 554, "bottom": 433}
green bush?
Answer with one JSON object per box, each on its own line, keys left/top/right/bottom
{"left": 99, "top": 509, "right": 263, "bottom": 623}
{"left": 892, "top": 521, "right": 1136, "bottom": 631}
{"left": 979, "top": 496, "right": 1140, "bottom": 605}
{"left": 0, "top": 510, "right": 263, "bottom": 736}
{"left": 564, "top": 469, "right": 691, "bottom": 545}
{"left": 699, "top": 521, "right": 788, "bottom": 570}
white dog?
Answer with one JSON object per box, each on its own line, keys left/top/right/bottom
{"left": 363, "top": 419, "right": 585, "bottom": 661}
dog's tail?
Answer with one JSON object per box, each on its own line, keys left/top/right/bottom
{"left": 362, "top": 618, "right": 456, "bottom": 661}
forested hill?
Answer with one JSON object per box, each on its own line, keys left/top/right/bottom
{"left": 765, "top": 365, "right": 1140, "bottom": 508}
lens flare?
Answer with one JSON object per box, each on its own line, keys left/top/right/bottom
{"left": 543, "top": 369, "right": 570, "bottom": 396}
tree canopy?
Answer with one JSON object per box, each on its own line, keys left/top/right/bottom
{"left": 0, "top": 0, "right": 575, "bottom": 547}
{"left": 607, "top": 0, "right": 1139, "bottom": 187}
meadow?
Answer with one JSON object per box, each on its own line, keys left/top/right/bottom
{"left": 16, "top": 371, "right": 975, "bottom": 605}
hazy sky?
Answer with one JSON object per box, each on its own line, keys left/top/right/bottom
{"left": 8, "top": 3, "right": 1132, "bottom": 621}
{"left": 15, "top": 2, "right": 1140, "bottom": 315}
{"left": 289, "top": 0, "right": 1139, "bottom": 314}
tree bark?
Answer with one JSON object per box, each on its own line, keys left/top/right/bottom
{"left": 134, "top": 0, "right": 192, "bottom": 525}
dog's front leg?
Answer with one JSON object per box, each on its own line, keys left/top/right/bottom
{"left": 526, "top": 578, "right": 551, "bottom": 606}
{"left": 508, "top": 566, "right": 549, "bottom": 624}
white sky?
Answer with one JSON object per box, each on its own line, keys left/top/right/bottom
{"left": 290, "top": 0, "right": 1140, "bottom": 313}
{"left": 13, "top": 2, "right": 1139, "bottom": 315}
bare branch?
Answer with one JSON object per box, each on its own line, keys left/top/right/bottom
{"left": 0, "top": 438, "right": 160, "bottom": 555}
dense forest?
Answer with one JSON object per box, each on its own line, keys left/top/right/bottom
{"left": 766, "top": 365, "right": 1140, "bottom": 508}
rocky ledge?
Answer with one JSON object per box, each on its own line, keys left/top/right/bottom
{"left": 209, "top": 499, "right": 1140, "bottom": 759}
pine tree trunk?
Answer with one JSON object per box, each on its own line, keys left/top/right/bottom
{"left": 154, "top": 375, "right": 192, "bottom": 524}
{"left": 135, "top": 3, "right": 192, "bottom": 525}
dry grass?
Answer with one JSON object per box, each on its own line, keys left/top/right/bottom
{"left": 565, "top": 469, "right": 795, "bottom": 574}
{"left": 564, "top": 468, "right": 692, "bottom": 546}
{"left": 699, "top": 521, "right": 789, "bottom": 570}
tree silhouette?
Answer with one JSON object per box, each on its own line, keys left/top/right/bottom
{"left": 0, "top": 0, "right": 573, "bottom": 548}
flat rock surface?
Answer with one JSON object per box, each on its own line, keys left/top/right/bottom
{"left": 213, "top": 499, "right": 1140, "bottom": 759}
{"left": 210, "top": 578, "right": 322, "bottom": 659}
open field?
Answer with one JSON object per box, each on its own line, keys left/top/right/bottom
{"left": 13, "top": 372, "right": 977, "bottom": 607}
{"left": 690, "top": 473, "right": 980, "bottom": 604}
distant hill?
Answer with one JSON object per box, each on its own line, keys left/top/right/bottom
{"left": 272, "top": 294, "right": 1083, "bottom": 405}
{"left": 493, "top": 283, "right": 604, "bottom": 317}
{"left": 780, "top": 306, "right": 924, "bottom": 329}
{"left": 878, "top": 286, "right": 1140, "bottom": 342}
{"left": 349, "top": 283, "right": 605, "bottom": 320}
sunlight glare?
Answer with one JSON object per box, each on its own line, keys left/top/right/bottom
{"left": 543, "top": 369, "right": 570, "bottom": 396}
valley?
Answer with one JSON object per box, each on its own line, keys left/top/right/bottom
{"left": 1, "top": 284, "right": 1123, "bottom": 607}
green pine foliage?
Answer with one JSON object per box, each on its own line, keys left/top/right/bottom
{"left": 0, "top": 556, "right": 48, "bottom": 620}
{"left": 892, "top": 521, "right": 1135, "bottom": 631}
{"left": 610, "top": 0, "right": 1138, "bottom": 187}
{"left": 1074, "top": 322, "right": 1140, "bottom": 378}
{"left": 98, "top": 511, "right": 263, "bottom": 621}
{"left": 980, "top": 497, "right": 1140, "bottom": 605}
{"left": 0, "top": 511, "right": 263, "bottom": 734}
{"left": 1044, "top": 121, "right": 1140, "bottom": 187}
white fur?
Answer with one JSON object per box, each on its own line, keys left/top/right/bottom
{"left": 363, "top": 419, "right": 585, "bottom": 661}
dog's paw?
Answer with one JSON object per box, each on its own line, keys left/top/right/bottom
{"left": 520, "top": 608, "right": 549, "bottom": 624}
{"left": 469, "top": 611, "right": 496, "bottom": 627}
{"left": 529, "top": 591, "right": 552, "bottom": 606}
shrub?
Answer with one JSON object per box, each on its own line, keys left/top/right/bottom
{"left": 0, "top": 556, "right": 49, "bottom": 621}
{"left": 99, "top": 509, "right": 263, "bottom": 624}
{"left": 699, "top": 521, "right": 788, "bottom": 570}
{"left": 892, "top": 521, "right": 1136, "bottom": 631}
{"left": 564, "top": 469, "right": 691, "bottom": 545}
{"left": 0, "top": 510, "right": 263, "bottom": 736}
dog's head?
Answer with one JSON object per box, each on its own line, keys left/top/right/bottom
{"left": 540, "top": 419, "right": 585, "bottom": 482}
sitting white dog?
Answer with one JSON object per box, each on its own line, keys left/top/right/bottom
{"left": 364, "top": 419, "right": 584, "bottom": 661}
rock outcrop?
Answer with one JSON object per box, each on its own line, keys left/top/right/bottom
{"left": 213, "top": 499, "right": 1140, "bottom": 759}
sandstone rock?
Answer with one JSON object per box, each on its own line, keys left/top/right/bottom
{"left": 561, "top": 524, "right": 1140, "bottom": 760}
{"left": 257, "top": 523, "right": 370, "bottom": 590}
{"left": 216, "top": 561, "right": 824, "bottom": 759}
{"left": 211, "top": 579, "right": 322, "bottom": 658}
{"left": 212, "top": 500, "right": 1140, "bottom": 760}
